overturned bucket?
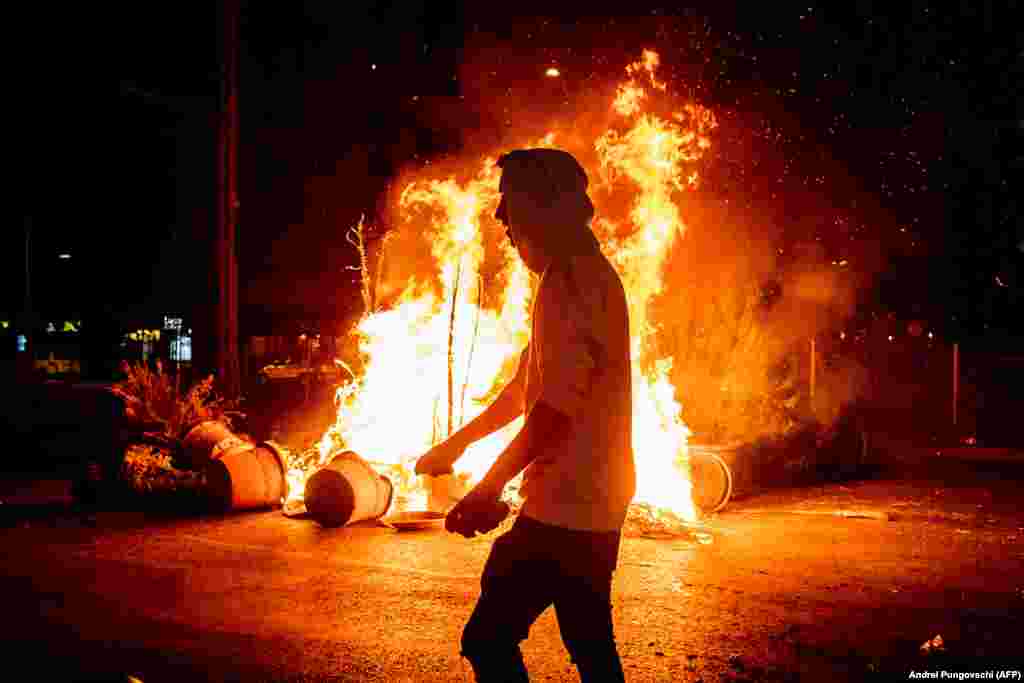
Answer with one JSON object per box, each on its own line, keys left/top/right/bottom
{"left": 687, "top": 443, "right": 736, "bottom": 513}
{"left": 181, "top": 420, "right": 248, "bottom": 471}
{"left": 204, "top": 440, "right": 289, "bottom": 512}
{"left": 304, "top": 451, "right": 394, "bottom": 527}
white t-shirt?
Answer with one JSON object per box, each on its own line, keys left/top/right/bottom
{"left": 519, "top": 240, "right": 635, "bottom": 532}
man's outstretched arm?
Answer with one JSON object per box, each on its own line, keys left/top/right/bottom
{"left": 451, "top": 357, "right": 527, "bottom": 447}
{"left": 476, "top": 400, "right": 572, "bottom": 493}
{"left": 415, "top": 349, "right": 528, "bottom": 475}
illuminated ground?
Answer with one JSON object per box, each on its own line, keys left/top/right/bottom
{"left": 2, "top": 466, "right": 1023, "bottom": 682}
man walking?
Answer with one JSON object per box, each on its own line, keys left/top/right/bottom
{"left": 416, "top": 148, "right": 634, "bottom": 682}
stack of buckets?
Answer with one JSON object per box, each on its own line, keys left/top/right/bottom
{"left": 181, "top": 422, "right": 394, "bottom": 526}
{"left": 181, "top": 421, "right": 289, "bottom": 512}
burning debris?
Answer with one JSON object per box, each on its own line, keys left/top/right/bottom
{"left": 624, "top": 503, "right": 711, "bottom": 541}
{"left": 114, "top": 49, "right": 858, "bottom": 538}
{"left": 279, "top": 49, "right": 724, "bottom": 533}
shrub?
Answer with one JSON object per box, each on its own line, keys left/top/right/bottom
{"left": 110, "top": 360, "right": 239, "bottom": 438}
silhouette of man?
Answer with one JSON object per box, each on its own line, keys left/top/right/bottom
{"left": 416, "top": 148, "right": 634, "bottom": 682}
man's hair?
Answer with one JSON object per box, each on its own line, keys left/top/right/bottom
{"left": 496, "top": 149, "right": 595, "bottom": 225}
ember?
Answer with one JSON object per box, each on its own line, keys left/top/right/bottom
{"left": 283, "top": 50, "right": 721, "bottom": 531}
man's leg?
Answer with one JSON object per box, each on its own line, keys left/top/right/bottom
{"left": 552, "top": 529, "right": 625, "bottom": 683}
{"left": 461, "top": 517, "right": 553, "bottom": 682}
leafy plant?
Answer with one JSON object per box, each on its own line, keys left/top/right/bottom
{"left": 110, "top": 363, "right": 243, "bottom": 503}
{"left": 120, "top": 443, "right": 205, "bottom": 497}
{"left": 110, "top": 360, "right": 239, "bottom": 438}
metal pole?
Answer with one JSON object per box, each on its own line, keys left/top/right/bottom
{"left": 952, "top": 342, "right": 959, "bottom": 427}
{"left": 809, "top": 336, "right": 816, "bottom": 401}
{"left": 214, "top": 0, "right": 241, "bottom": 400}
{"left": 24, "top": 218, "right": 31, "bottom": 313}
{"left": 17, "top": 218, "right": 35, "bottom": 382}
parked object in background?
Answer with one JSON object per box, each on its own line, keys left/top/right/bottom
{"left": 259, "top": 362, "right": 310, "bottom": 381}
{"left": 4, "top": 381, "right": 140, "bottom": 506}
{"left": 34, "top": 353, "right": 82, "bottom": 377}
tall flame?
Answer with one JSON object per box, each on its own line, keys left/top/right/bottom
{"left": 286, "top": 50, "right": 717, "bottom": 523}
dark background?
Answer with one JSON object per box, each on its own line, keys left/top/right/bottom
{"left": 6, "top": 1, "right": 1022, "bottom": 340}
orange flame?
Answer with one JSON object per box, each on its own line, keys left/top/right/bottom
{"left": 286, "top": 50, "right": 717, "bottom": 523}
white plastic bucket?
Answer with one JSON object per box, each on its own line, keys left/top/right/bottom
{"left": 687, "top": 444, "right": 735, "bottom": 513}
{"left": 303, "top": 451, "right": 394, "bottom": 527}
{"left": 182, "top": 420, "right": 247, "bottom": 470}
{"left": 204, "top": 441, "right": 288, "bottom": 511}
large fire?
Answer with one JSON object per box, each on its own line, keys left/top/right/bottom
{"left": 285, "top": 49, "right": 718, "bottom": 524}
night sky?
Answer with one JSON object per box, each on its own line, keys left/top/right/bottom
{"left": 8, "top": 1, "right": 1021, "bottom": 340}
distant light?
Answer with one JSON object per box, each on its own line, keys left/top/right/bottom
{"left": 58, "top": 253, "right": 71, "bottom": 259}
{"left": 545, "top": 67, "right": 560, "bottom": 77}
{"left": 927, "top": 332, "right": 934, "bottom": 339}
{"left": 888, "top": 335, "right": 894, "bottom": 342}
{"left": 839, "top": 332, "right": 846, "bottom": 340}
{"left": 371, "top": 63, "right": 377, "bottom": 71}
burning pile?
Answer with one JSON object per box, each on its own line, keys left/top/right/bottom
{"left": 285, "top": 50, "right": 719, "bottom": 535}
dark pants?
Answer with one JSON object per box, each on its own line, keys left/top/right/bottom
{"left": 461, "top": 514, "right": 626, "bottom": 682}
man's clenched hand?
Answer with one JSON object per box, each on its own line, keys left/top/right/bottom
{"left": 445, "top": 482, "right": 509, "bottom": 538}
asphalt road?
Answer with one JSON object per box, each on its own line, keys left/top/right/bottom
{"left": 3, "top": 474, "right": 1024, "bottom": 682}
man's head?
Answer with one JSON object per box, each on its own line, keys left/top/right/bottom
{"left": 494, "top": 148, "right": 596, "bottom": 273}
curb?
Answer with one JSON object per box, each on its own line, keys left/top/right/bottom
{"left": 726, "top": 507, "right": 997, "bottom": 526}
{"left": 868, "top": 445, "right": 1024, "bottom": 465}
{"left": 0, "top": 480, "right": 76, "bottom": 507}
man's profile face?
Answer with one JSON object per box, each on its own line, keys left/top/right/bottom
{"left": 495, "top": 190, "right": 549, "bottom": 274}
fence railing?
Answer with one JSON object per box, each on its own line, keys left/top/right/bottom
{"left": 810, "top": 336, "right": 1023, "bottom": 447}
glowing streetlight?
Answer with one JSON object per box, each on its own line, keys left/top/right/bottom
{"left": 58, "top": 253, "right": 71, "bottom": 259}
{"left": 545, "top": 67, "right": 560, "bottom": 77}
